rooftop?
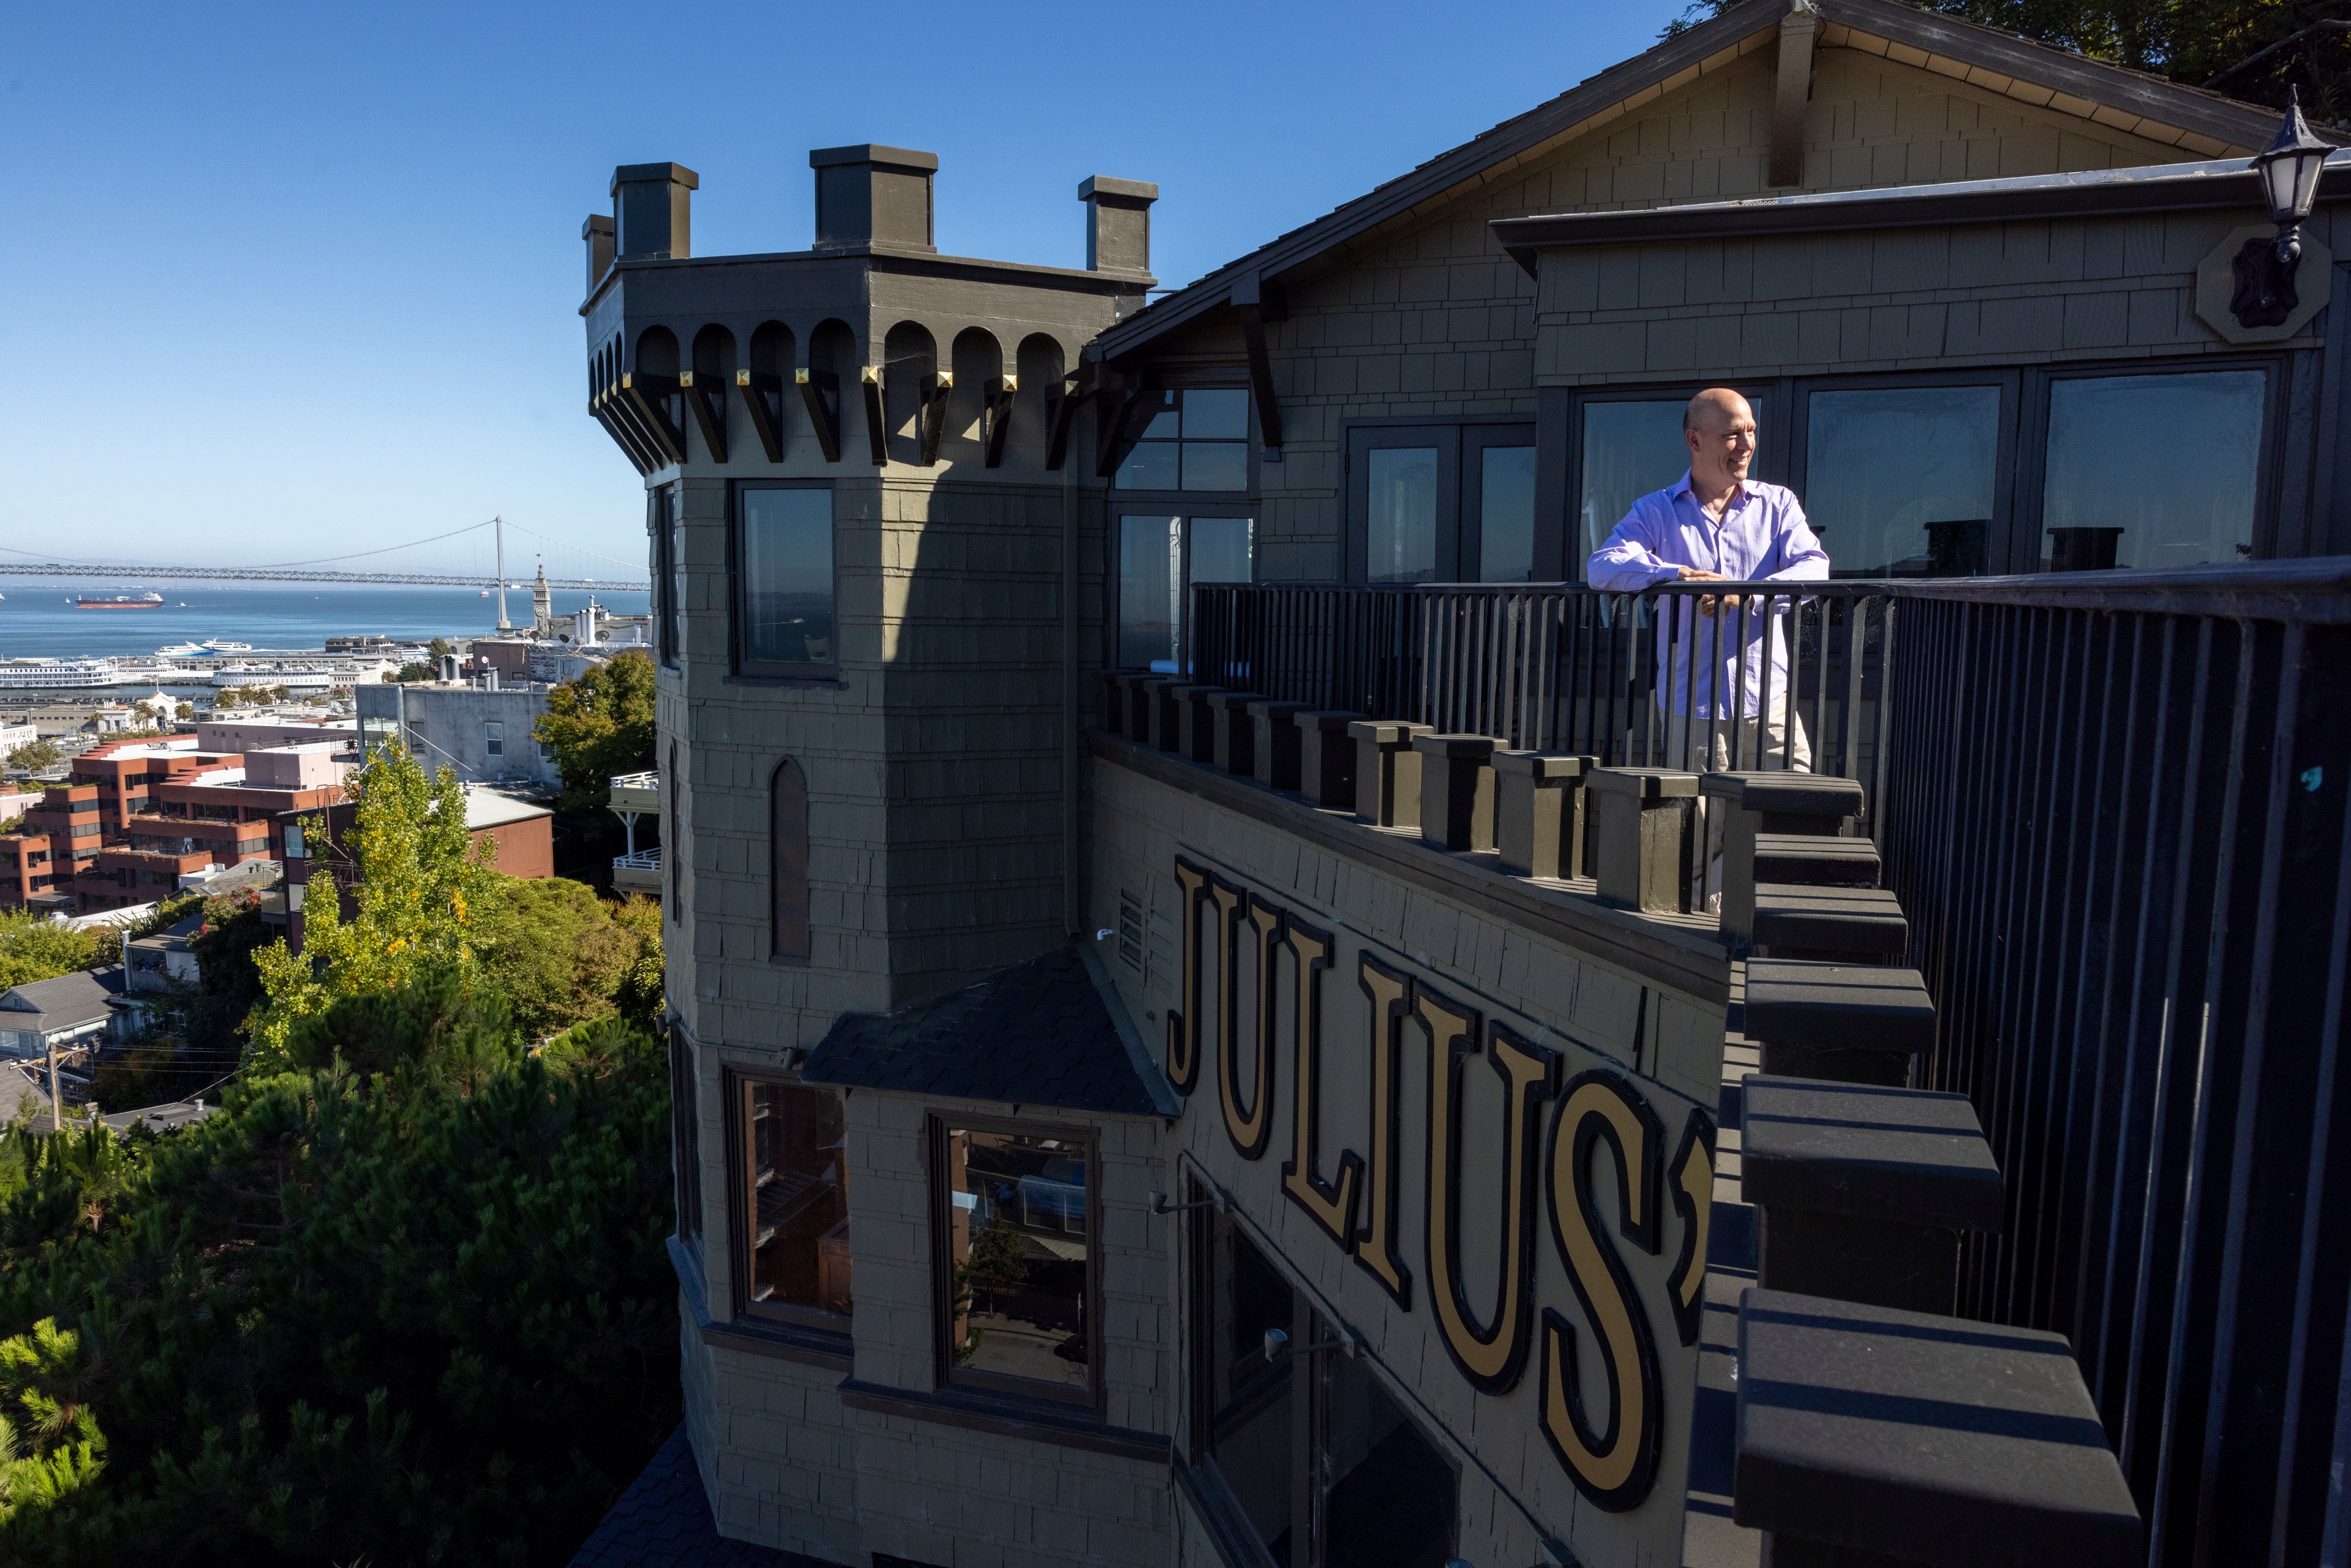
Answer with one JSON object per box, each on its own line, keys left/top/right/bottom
{"left": 802, "top": 944, "right": 1172, "bottom": 1116}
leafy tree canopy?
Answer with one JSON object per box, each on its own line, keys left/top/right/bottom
{"left": 0, "top": 914, "right": 100, "bottom": 994}
{"left": 5, "top": 741, "right": 61, "bottom": 774}
{"left": 247, "top": 742, "right": 498, "bottom": 1063}
{"left": 532, "top": 650, "right": 655, "bottom": 816}
{"left": 470, "top": 878, "right": 663, "bottom": 1041}
{"left": 0, "top": 980, "right": 679, "bottom": 1564}
{"left": 1666, "top": 0, "right": 2348, "bottom": 123}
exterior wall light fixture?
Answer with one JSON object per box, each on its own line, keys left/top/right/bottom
{"left": 2233, "top": 87, "right": 2335, "bottom": 328}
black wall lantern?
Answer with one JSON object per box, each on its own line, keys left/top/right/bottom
{"left": 2232, "top": 88, "right": 2334, "bottom": 329}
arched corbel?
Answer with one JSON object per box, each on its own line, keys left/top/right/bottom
{"left": 795, "top": 366, "right": 843, "bottom": 462}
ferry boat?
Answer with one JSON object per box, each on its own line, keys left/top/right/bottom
{"left": 0, "top": 659, "right": 121, "bottom": 689}
{"left": 75, "top": 591, "right": 165, "bottom": 609}
{"left": 212, "top": 665, "right": 337, "bottom": 692}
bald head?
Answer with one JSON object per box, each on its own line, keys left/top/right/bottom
{"left": 1684, "top": 386, "right": 1758, "bottom": 499}
{"left": 1684, "top": 387, "right": 1753, "bottom": 435}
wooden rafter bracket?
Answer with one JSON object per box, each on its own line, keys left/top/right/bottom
{"left": 795, "top": 367, "right": 842, "bottom": 463}
{"left": 601, "top": 383, "right": 669, "bottom": 471}
{"left": 591, "top": 390, "right": 658, "bottom": 475}
{"left": 1045, "top": 373, "right": 1086, "bottom": 472}
{"left": 679, "top": 370, "right": 729, "bottom": 464}
{"left": 917, "top": 371, "right": 952, "bottom": 467}
{"left": 736, "top": 369, "right": 786, "bottom": 463}
{"left": 1233, "top": 270, "right": 1287, "bottom": 460}
{"left": 982, "top": 374, "right": 1017, "bottom": 468}
{"left": 860, "top": 366, "right": 888, "bottom": 466}
{"left": 1094, "top": 381, "right": 1155, "bottom": 480}
{"left": 620, "top": 372, "right": 687, "bottom": 465}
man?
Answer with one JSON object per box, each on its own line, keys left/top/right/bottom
{"left": 1587, "top": 387, "right": 1828, "bottom": 773}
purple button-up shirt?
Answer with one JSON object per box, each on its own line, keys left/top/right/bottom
{"left": 1587, "top": 472, "right": 1829, "bottom": 718}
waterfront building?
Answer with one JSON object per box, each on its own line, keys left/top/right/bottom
{"left": 595, "top": 5, "right": 2350, "bottom": 1566}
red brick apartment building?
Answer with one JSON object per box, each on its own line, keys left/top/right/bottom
{"left": 0, "top": 736, "right": 351, "bottom": 914}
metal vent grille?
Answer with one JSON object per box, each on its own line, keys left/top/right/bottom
{"left": 1117, "top": 889, "right": 1146, "bottom": 973}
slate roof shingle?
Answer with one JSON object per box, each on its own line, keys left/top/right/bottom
{"left": 567, "top": 1425, "right": 841, "bottom": 1568}
{"left": 800, "top": 945, "right": 1167, "bottom": 1116}
{"left": 0, "top": 969, "right": 124, "bottom": 1038}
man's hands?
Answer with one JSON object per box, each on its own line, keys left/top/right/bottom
{"left": 1677, "top": 565, "right": 1740, "bottom": 617}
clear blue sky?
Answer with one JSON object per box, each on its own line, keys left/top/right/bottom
{"left": 1, "top": 0, "right": 1687, "bottom": 571}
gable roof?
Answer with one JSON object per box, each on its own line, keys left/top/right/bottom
{"left": 801, "top": 945, "right": 1172, "bottom": 1116}
{"left": 0, "top": 969, "right": 124, "bottom": 1035}
{"left": 1093, "top": 0, "right": 2319, "bottom": 364}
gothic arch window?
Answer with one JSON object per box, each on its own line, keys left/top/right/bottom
{"left": 772, "top": 758, "right": 810, "bottom": 961}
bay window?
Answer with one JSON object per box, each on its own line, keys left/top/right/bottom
{"left": 733, "top": 1075, "right": 852, "bottom": 1327}
{"left": 933, "top": 1119, "right": 1097, "bottom": 1405}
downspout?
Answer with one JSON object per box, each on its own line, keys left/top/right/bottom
{"left": 1063, "top": 405, "right": 1081, "bottom": 937}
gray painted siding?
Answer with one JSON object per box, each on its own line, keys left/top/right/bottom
{"left": 1156, "top": 45, "right": 2241, "bottom": 581}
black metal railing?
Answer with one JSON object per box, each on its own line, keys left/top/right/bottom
{"left": 1193, "top": 579, "right": 1895, "bottom": 826}
{"left": 1176, "top": 560, "right": 2351, "bottom": 1568}
{"left": 1878, "top": 561, "right": 2351, "bottom": 1568}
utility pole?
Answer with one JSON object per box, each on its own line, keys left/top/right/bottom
{"left": 47, "top": 1037, "right": 60, "bottom": 1133}
{"left": 495, "top": 514, "right": 512, "bottom": 632}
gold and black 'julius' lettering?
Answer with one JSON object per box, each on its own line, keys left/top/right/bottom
{"left": 1665, "top": 1109, "right": 1717, "bottom": 1348}
{"left": 1165, "top": 858, "right": 1208, "bottom": 1093}
{"left": 1352, "top": 952, "right": 1415, "bottom": 1309}
{"left": 1539, "top": 1069, "right": 1666, "bottom": 1512}
{"left": 1219, "top": 894, "right": 1281, "bottom": 1159}
{"left": 1279, "top": 916, "right": 1361, "bottom": 1247}
{"left": 1423, "top": 1000, "right": 1559, "bottom": 1396}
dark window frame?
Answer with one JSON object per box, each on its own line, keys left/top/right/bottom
{"left": 2016, "top": 352, "right": 2287, "bottom": 570}
{"left": 729, "top": 479, "right": 842, "bottom": 682}
{"left": 1781, "top": 367, "right": 2022, "bottom": 579}
{"left": 927, "top": 1111, "right": 1105, "bottom": 1412}
{"left": 1341, "top": 416, "right": 1538, "bottom": 585}
{"left": 1183, "top": 1187, "right": 1461, "bottom": 1568}
{"left": 1562, "top": 382, "right": 1785, "bottom": 577}
{"left": 652, "top": 486, "right": 682, "bottom": 669}
{"left": 724, "top": 1066, "right": 856, "bottom": 1339}
{"left": 671, "top": 1026, "right": 703, "bottom": 1253}
{"left": 1110, "top": 510, "right": 1257, "bottom": 675}
{"left": 770, "top": 757, "right": 810, "bottom": 962}
{"left": 1545, "top": 355, "right": 2294, "bottom": 580}
{"left": 1111, "top": 383, "right": 1259, "bottom": 502}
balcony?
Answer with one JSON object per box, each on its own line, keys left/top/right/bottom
{"left": 611, "top": 846, "right": 661, "bottom": 893}
{"left": 609, "top": 770, "right": 660, "bottom": 814}
{"left": 1138, "top": 559, "right": 2351, "bottom": 1564}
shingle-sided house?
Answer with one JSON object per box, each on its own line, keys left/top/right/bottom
{"left": 0, "top": 968, "right": 124, "bottom": 1061}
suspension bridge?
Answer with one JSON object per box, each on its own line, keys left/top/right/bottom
{"left": 0, "top": 517, "right": 649, "bottom": 593}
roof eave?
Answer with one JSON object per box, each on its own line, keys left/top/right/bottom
{"left": 1492, "top": 151, "right": 2351, "bottom": 271}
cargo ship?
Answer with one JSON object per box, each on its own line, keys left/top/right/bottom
{"left": 74, "top": 591, "right": 165, "bottom": 609}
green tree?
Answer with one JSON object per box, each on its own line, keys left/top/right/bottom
{"left": 1665, "top": 0, "right": 2347, "bottom": 122}
{"left": 0, "top": 984, "right": 679, "bottom": 1564}
{"left": 533, "top": 650, "right": 655, "bottom": 815}
{"left": 426, "top": 637, "right": 455, "bottom": 662}
{"left": 246, "top": 742, "right": 498, "bottom": 1063}
{"left": 0, "top": 915, "right": 100, "bottom": 993}
{"left": 4, "top": 742, "right": 59, "bottom": 774}
{"left": 469, "top": 877, "right": 654, "bottom": 1040}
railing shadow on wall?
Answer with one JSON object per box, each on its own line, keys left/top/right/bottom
{"left": 1181, "top": 557, "right": 2351, "bottom": 1568}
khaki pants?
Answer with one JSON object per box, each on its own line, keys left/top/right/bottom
{"left": 1658, "top": 704, "right": 1813, "bottom": 910}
